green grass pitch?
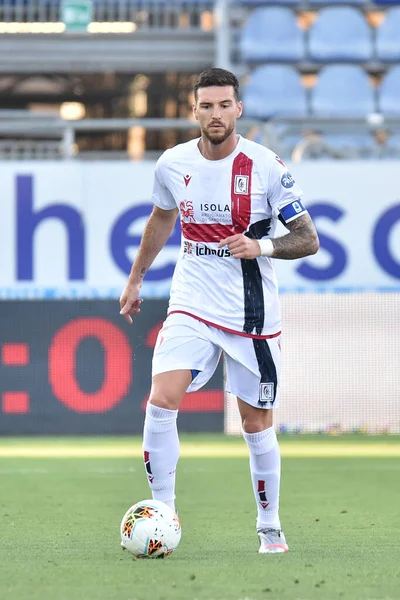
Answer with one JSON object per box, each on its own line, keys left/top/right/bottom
{"left": 0, "top": 435, "right": 399, "bottom": 600}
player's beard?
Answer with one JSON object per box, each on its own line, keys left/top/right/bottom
{"left": 202, "top": 123, "right": 235, "bottom": 146}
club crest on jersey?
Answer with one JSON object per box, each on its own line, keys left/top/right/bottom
{"left": 234, "top": 174, "right": 249, "bottom": 195}
{"left": 183, "top": 240, "right": 194, "bottom": 254}
{"left": 259, "top": 383, "right": 274, "bottom": 404}
{"left": 179, "top": 200, "right": 195, "bottom": 222}
{"left": 184, "top": 241, "right": 231, "bottom": 258}
{"left": 281, "top": 172, "right": 295, "bottom": 189}
{"left": 183, "top": 174, "right": 192, "bottom": 187}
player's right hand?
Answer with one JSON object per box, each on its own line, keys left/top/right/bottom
{"left": 119, "top": 284, "right": 143, "bottom": 324}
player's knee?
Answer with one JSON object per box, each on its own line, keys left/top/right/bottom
{"left": 148, "top": 394, "right": 179, "bottom": 411}
{"left": 242, "top": 411, "right": 273, "bottom": 433}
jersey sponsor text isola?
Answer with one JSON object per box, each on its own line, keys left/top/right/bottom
{"left": 152, "top": 135, "right": 307, "bottom": 338}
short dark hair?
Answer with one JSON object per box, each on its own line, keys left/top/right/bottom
{"left": 194, "top": 68, "right": 240, "bottom": 102}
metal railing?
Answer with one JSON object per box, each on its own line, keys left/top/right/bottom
{"left": 0, "top": 0, "right": 215, "bottom": 28}
{"left": 1, "top": 112, "right": 400, "bottom": 160}
{"left": 0, "top": 114, "right": 257, "bottom": 159}
{"left": 0, "top": 139, "right": 63, "bottom": 159}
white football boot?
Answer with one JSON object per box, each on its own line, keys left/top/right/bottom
{"left": 257, "top": 528, "right": 289, "bottom": 553}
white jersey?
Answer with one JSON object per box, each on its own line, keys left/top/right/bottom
{"left": 152, "top": 135, "right": 306, "bottom": 338}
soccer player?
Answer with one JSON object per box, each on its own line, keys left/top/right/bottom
{"left": 119, "top": 68, "right": 319, "bottom": 554}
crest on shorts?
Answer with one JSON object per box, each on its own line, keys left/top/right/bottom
{"left": 258, "top": 382, "right": 274, "bottom": 406}
{"left": 234, "top": 175, "right": 249, "bottom": 195}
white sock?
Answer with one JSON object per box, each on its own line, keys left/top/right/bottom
{"left": 142, "top": 403, "right": 179, "bottom": 512}
{"left": 243, "top": 426, "right": 281, "bottom": 531}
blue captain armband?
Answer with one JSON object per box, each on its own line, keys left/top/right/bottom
{"left": 279, "top": 200, "right": 307, "bottom": 224}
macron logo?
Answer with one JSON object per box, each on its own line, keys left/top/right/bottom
{"left": 183, "top": 174, "right": 192, "bottom": 187}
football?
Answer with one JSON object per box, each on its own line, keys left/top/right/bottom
{"left": 120, "top": 499, "right": 181, "bottom": 558}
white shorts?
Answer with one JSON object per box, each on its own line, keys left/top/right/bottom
{"left": 152, "top": 313, "right": 281, "bottom": 409}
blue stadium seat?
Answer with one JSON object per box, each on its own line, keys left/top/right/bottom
{"left": 379, "top": 66, "right": 400, "bottom": 116}
{"left": 324, "top": 134, "right": 376, "bottom": 158}
{"left": 235, "top": 0, "right": 368, "bottom": 3}
{"left": 308, "top": 7, "right": 372, "bottom": 62}
{"left": 280, "top": 133, "right": 303, "bottom": 157}
{"left": 376, "top": 7, "right": 400, "bottom": 62}
{"left": 242, "top": 65, "right": 308, "bottom": 119}
{"left": 370, "top": 131, "right": 400, "bottom": 158}
{"left": 386, "top": 134, "right": 400, "bottom": 155}
{"left": 310, "top": 0, "right": 367, "bottom": 5}
{"left": 235, "top": 0, "right": 367, "bottom": 4}
{"left": 311, "top": 65, "right": 376, "bottom": 117}
{"left": 240, "top": 7, "right": 305, "bottom": 63}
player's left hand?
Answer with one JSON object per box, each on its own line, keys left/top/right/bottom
{"left": 218, "top": 234, "right": 261, "bottom": 259}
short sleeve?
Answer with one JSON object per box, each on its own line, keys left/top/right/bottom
{"left": 267, "top": 155, "right": 307, "bottom": 224}
{"left": 151, "top": 155, "right": 176, "bottom": 210}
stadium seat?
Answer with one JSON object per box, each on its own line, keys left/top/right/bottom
{"left": 386, "top": 134, "right": 400, "bottom": 155}
{"left": 370, "top": 130, "right": 400, "bottom": 158}
{"left": 378, "top": 66, "right": 400, "bottom": 116}
{"left": 308, "top": 7, "right": 372, "bottom": 62}
{"left": 235, "top": 0, "right": 367, "bottom": 4}
{"left": 311, "top": 65, "right": 376, "bottom": 117}
{"left": 324, "top": 134, "right": 376, "bottom": 158}
{"left": 376, "top": 7, "right": 400, "bottom": 62}
{"left": 310, "top": 0, "right": 367, "bottom": 5}
{"left": 235, "top": 0, "right": 369, "bottom": 3}
{"left": 280, "top": 133, "right": 303, "bottom": 157}
{"left": 240, "top": 7, "right": 305, "bottom": 63}
{"left": 242, "top": 65, "right": 308, "bottom": 119}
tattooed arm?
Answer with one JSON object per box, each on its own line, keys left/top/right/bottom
{"left": 219, "top": 213, "right": 319, "bottom": 261}
{"left": 119, "top": 205, "right": 179, "bottom": 323}
{"left": 271, "top": 213, "right": 319, "bottom": 260}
